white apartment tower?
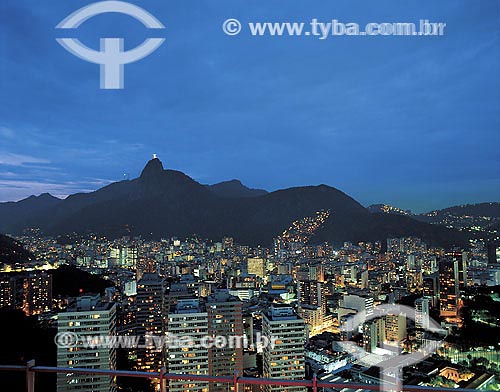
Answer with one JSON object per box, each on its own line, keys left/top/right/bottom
{"left": 415, "top": 297, "right": 430, "bottom": 329}
{"left": 262, "top": 305, "right": 306, "bottom": 392}
{"left": 57, "top": 295, "right": 116, "bottom": 392}
{"left": 166, "top": 298, "right": 209, "bottom": 392}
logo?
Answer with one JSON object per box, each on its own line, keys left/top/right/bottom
{"left": 56, "top": 1, "right": 165, "bottom": 89}
{"left": 55, "top": 332, "right": 79, "bottom": 348}
{"left": 222, "top": 19, "right": 242, "bottom": 36}
{"left": 336, "top": 304, "right": 446, "bottom": 391}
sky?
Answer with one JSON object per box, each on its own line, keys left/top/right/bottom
{"left": 0, "top": 0, "right": 499, "bottom": 212}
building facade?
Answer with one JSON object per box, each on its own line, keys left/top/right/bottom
{"left": 262, "top": 306, "right": 306, "bottom": 392}
{"left": 57, "top": 295, "right": 116, "bottom": 392}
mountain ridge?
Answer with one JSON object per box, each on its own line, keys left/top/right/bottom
{"left": 0, "top": 158, "right": 471, "bottom": 248}
{"left": 206, "top": 179, "right": 268, "bottom": 198}
{"left": 367, "top": 202, "right": 499, "bottom": 233}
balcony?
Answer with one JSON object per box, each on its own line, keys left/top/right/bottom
{"left": 0, "top": 361, "right": 479, "bottom": 392}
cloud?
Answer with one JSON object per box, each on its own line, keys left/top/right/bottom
{"left": 0, "top": 152, "right": 50, "bottom": 166}
{"left": 0, "top": 171, "right": 17, "bottom": 177}
{"left": 0, "top": 177, "right": 112, "bottom": 202}
{"left": 0, "top": 127, "right": 15, "bottom": 139}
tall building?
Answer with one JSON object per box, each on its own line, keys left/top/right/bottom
{"left": 341, "top": 294, "right": 374, "bottom": 322}
{"left": 135, "top": 273, "right": 164, "bottom": 371}
{"left": 22, "top": 272, "right": 52, "bottom": 315}
{"left": 363, "top": 317, "right": 385, "bottom": 353}
{"left": 423, "top": 274, "right": 439, "bottom": 308}
{"left": 415, "top": 297, "right": 430, "bottom": 329}
{"left": 308, "top": 264, "right": 325, "bottom": 282}
{"left": 429, "top": 257, "right": 439, "bottom": 274}
{"left": 439, "top": 259, "right": 459, "bottom": 317}
{"left": 384, "top": 313, "right": 407, "bottom": 342}
{"left": 339, "top": 313, "right": 357, "bottom": 341}
{"left": 460, "top": 252, "right": 468, "bottom": 289}
{"left": 109, "top": 246, "right": 138, "bottom": 269}
{"left": 262, "top": 305, "right": 306, "bottom": 392}
{"left": 297, "top": 280, "right": 325, "bottom": 313}
{"left": 407, "top": 254, "right": 417, "bottom": 270}
{"left": 166, "top": 298, "right": 209, "bottom": 392}
{"left": 57, "top": 295, "right": 116, "bottom": 392}
{"left": 446, "top": 251, "right": 468, "bottom": 289}
{"left": 243, "top": 313, "right": 254, "bottom": 349}
{"left": 487, "top": 242, "right": 500, "bottom": 265}
{"left": 297, "top": 304, "right": 323, "bottom": 336}
{"left": 360, "top": 270, "right": 369, "bottom": 289}
{"left": 0, "top": 272, "right": 52, "bottom": 315}
{"left": 247, "top": 257, "right": 266, "bottom": 278}
{"left": 0, "top": 276, "right": 12, "bottom": 309}
{"left": 207, "top": 290, "right": 244, "bottom": 392}
{"left": 124, "top": 246, "right": 139, "bottom": 268}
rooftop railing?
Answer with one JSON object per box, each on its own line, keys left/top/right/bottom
{"left": 0, "top": 361, "right": 479, "bottom": 392}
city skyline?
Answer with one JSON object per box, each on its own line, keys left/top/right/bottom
{"left": 2, "top": 229, "right": 500, "bottom": 391}
{"left": 2, "top": 1, "right": 500, "bottom": 391}
{"left": 0, "top": 0, "right": 499, "bottom": 211}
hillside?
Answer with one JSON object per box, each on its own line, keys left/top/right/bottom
{"left": 0, "top": 234, "right": 33, "bottom": 264}
{"left": 0, "top": 158, "right": 470, "bottom": 247}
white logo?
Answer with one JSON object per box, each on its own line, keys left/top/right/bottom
{"left": 222, "top": 19, "right": 242, "bottom": 36}
{"left": 56, "top": 1, "right": 165, "bottom": 89}
{"left": 337, "top": 304, "right": 446, "bottom": 391}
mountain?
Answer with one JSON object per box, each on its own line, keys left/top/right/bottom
{"left": 0, "top": 234, "right": 34, "bottom": 264}
{"left": 413, "top": 202, "right": 500, "bottom": 230}
{"left": 313, "top": 212, "right": 466, "bottom": 249}
{"left": 49, "top": 265, "right": 114, "bottom": 296}
{"left": 0, "top": 158, "right": 469, "bottom": 248}
{"left": 0, "top": 193, "right": 61, "bottom": 233}
{"left": 206, "top": 180, "right": 268, "bottom": 198}
{"left": 367, "top": 201, "right": 500, "bottom": 232}
{"left": 419, "top": 203, "right": 500, "bottom": 221}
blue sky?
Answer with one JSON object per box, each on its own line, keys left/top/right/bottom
{"left": 0, "top": 0, "right": 499, "bottom": 212}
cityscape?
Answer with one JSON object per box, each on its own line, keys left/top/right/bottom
{"left": 1, "top": 0, "right": 499, "bottom": 391}
{"left": 0, "top": 157, "right": 499, "bottom": 391}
